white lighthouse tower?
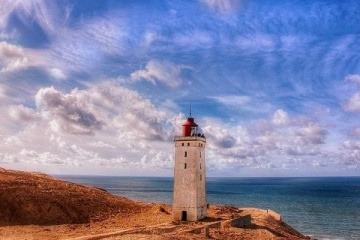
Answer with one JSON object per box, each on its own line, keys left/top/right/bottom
{"left": 172, "top": 114, "right": 206, "bottom": 221}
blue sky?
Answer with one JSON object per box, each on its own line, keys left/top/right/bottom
{"left": 0, "top": 0, "right": 360, "bottom": 176}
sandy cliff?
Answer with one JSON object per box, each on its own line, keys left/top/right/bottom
{"left": 0, "top": 167, "right": 140, "bottom": 225}
{"left": 0, "top": 168, "right": 309, "bottom": 239}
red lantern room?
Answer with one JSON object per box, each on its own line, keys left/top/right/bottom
{"left": 182, "top": 117, "right": 198, "bottom": 136}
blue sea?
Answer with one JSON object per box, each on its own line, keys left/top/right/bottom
{"left": 58, "top": 176, "right": 360, "bottom": 240}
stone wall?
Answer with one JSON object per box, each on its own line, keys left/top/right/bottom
{"left": 186, "top": 215, "right": 252, "bottom": 238}
{"left": 221, "top": 215, "right": 251, "bottom": 230}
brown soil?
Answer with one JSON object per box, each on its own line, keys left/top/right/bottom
{"left": 0, "top": 167, "right": 140, "bottom": 226}
{"left": 0, "top": 167, "right": 310, "bottom": 239}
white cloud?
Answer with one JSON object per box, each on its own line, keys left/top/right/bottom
{"left": 345, "top": 74, "right": 360, "bottom": 84}
{"left": 9, "top": 105, "right": 39, "bottom": 122}
{"left": 3, "top": 136, "right": 22, "bottom": 146}
{"left": 0, "top": 30, "right": 18, "bottom": 41}
{"left": 140, "top": 150, "right": 173, "bottom": 169}
{"left": 339, "top": 140, "right": 360, "bottom": 166}
{"left": 0, "top": 42, "right": 45, "bottom": 74}
{"left": 89, "top": 141, "right": 116, "bottom": 149}
{"left": 0, "top": 153, "right": 19, "bottom": 164}
{"left": 344, "top": 92, "right": 360, "bottom": 112}
{"left": 144, "top": 31, "right": 158, "bottom": 47}
{"left": 1, "top": 85, "right": 339, "bottom": 175}
{"left": 342, "top": 140, "right": 360, "bottom": 150}
{"left": 202, "top": 118, "right": 259, "bottom": 164}
{"left": 49, "top": 68, "right": 66, "bottom": 81}
{"left": 296, "top": 123, "right": 328, "bottom": 145}
{"left": 350, "top": 127, "right": 360, "bottom": 138}
{"left": 0, "top": 102, "right": 39, "bottom": 136}
{"left": 0, "top": 83, "right": 8, "bottom": 102}
{"left": 0, "top": 1, "right": 20, "bottom": 28}
{"left": 33, "top": 83, "right": 173, "bottom": 142}
{"left": 203, "top": 124, "right": 238, "bottom": 148}
{"left": 286, "top": 146, "right": 321, "bottom": 156}
{"left": 272, "top": 109, "right": 290, "bottom": 125}
{"left": 35, "top": 86, "right": 104, "bottom": 135}
{"left": 0, "top": 82, "right": 180, "bottom": 173}
{"left": 0, "top": 42, "right": 31, "bottom": 72}
{"left": 198, "top": 110, "right": 331, "bottom": 172}
{"left": 19, "top": 149, "right": 70, "bottom": 165}
{"left": 212, "top": 95, "right": 251, "bottom": 107}
{"left": 0, "top": 0, "right": 61, "bottom": 33}
{"left": 130, "top": 60, "right": 184, "bottom": 88}
{"left": 200, "top": 0, "right": 242, "bottom": 14}
{"left": 20, "top": 149, "right": 39, "bottom": 158}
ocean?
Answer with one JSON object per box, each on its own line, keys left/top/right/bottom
{"left": 58, "top": 176, "right": 360, "bottom": 240}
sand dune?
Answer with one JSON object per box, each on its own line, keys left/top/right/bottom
{"left": 0, "top": 167, "right": 139, "bottom": 226}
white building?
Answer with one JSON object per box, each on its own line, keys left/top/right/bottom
{"left": 172, "top": 116, "right": 207, "bottom": 221}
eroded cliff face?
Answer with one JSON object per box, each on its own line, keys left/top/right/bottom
{"left": 0, "top": 168, "right": 140, "bottom": 225}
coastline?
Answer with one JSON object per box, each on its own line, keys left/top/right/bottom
{"left": 0, "top": 168, "right": 310, "bottom": 239}
{"left": 59, "top": 175, "right": 360, "bottom": 239}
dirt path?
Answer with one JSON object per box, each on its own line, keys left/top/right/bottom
{"left": 66, "top": 222, "right": 174, "bottom": 240}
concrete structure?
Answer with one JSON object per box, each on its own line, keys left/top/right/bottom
{"left": 220, "top": 215, "right": 252, "bottom": 230}
{"left": 173, "top": 116, "right": 207, "bottom": 221}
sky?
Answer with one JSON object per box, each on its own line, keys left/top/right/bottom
{"left": 0, "top": 0, "right": 360, "bottom": 177}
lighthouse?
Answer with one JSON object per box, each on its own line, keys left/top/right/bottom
{"left": 172, "top": 114, "right": 207, "bottom": 221}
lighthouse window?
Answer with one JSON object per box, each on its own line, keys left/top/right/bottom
{"left": 184, "top": 151, "right": 187, "bottom": 157}
{"left": 200, "top": 174, "right": 202, "bottom": 181}
{"left": 200, "top": 163, "right": 201, "bottom": 169}
{"left": 187, "top": 143, "right": 190, "bottom": 146}
{"left": 182, "top": 143, "right": 184, "bottom": 146}
{"left": 184, "top": 163, "right": 187, "bottom": 169}
{"left": 200, "top": 151, "right": 201, "bottom": 158}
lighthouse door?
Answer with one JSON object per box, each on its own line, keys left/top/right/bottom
{"left": 181, "top": 211, "right": 187, "bottom": 221}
